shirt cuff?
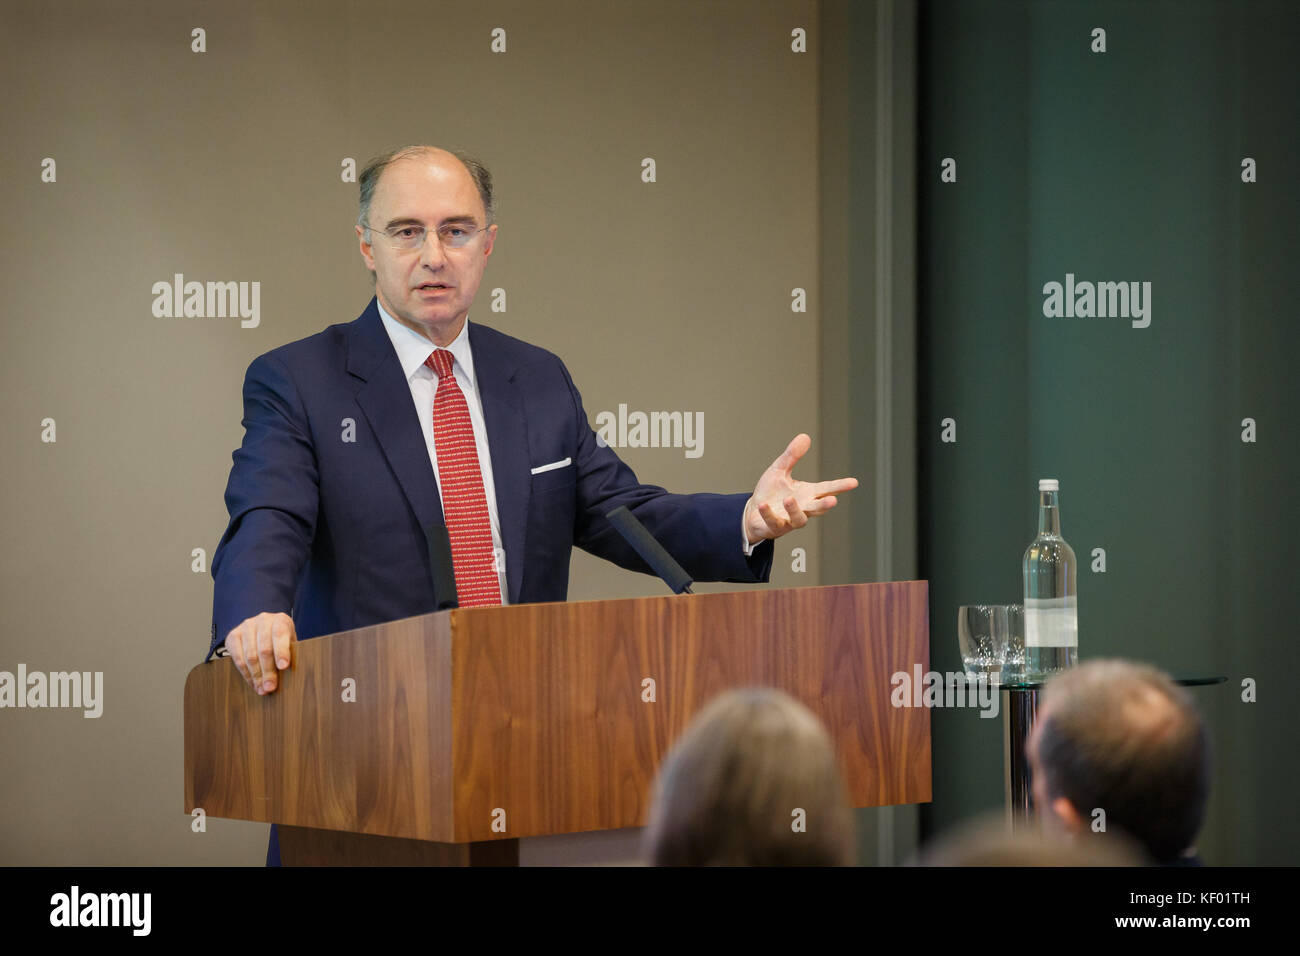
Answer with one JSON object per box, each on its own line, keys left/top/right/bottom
{"left": 742, "top": 500, "right": 758, "bottom": 556}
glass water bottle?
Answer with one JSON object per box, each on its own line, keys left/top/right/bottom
{"left": 1023, "top": 478, "right": 1078, "bottom": 680}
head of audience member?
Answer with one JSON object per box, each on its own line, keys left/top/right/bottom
{"left": 1026, "top": 659, "right": 1211, "bottom": 865}
{"left": 915, "top": 810, "right": 1145, "bottom": 866}
{"left": 642, "top": 687, "right": 855, "bottom": 866}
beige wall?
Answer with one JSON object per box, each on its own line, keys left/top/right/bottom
{"left": 0, "top": 0, "right": 827, "bottom": 864}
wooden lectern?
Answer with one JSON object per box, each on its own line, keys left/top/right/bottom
{"left": 184, "top": 581, "right": 930, "bottom": 865}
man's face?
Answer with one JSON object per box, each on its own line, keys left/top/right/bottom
{"left": 357, "top": 151, "right": 497, "bottom": 344}
{"left": 1026, "top": 717, "right": 1054, "bottom": 827}
{"left": 1026, "top": 706, "right": 1076, "bottom": 835}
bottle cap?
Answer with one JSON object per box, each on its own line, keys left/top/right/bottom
{"left": 1038, "top": 479, "right": 1059, "bottom": 491}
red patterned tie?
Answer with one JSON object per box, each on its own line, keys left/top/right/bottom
{"left": 425, "top": 349, "right": 502, "bottom": 607}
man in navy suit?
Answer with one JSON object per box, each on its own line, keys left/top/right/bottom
{"left": 208, "top": 145, "right": 857, "bottom": 864}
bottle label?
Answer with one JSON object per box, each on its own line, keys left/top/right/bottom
{"left": 1024, "top": 597, "right": 1078, "bottom": 648}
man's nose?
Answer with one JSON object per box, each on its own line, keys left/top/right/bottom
{"left": 418, "top": 231, "right": 448, "bottom": 267}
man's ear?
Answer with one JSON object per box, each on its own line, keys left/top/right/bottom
{"left": 1051, "top": 796, "right": 1085, "bottom": 833}
{"left": 357, "top": 224, "right": 376, "bottom": 272}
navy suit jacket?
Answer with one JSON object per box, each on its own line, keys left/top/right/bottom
{"left": 207, "top": 297, "right": 773, "bottom": 661}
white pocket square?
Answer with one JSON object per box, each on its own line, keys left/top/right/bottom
{"left": 530, "top": 457, "right": 572, "bottom": 475}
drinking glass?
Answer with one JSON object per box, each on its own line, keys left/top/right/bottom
{"left": 957, "top": 605, "right": 1009, "bottom": 682}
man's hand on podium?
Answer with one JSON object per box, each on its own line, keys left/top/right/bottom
{"left": 225, "top": 611, "right": 296, "bottom": 695}
{"left": 743, "top": 433, "right": 859, "bottom": 545}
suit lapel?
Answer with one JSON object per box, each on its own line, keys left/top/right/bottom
{"left": 348, "top": 299, "right": 446, "bottom": 536}
{"left": 470, "top": 322, "right": 530, "bottom": 605}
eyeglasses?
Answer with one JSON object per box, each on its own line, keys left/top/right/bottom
{"left": 365, "top": 221, "right": 489, "bottom": 252}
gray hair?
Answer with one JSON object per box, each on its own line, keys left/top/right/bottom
{"left": 357, "top": 145, "right": 496, "bottom": 241}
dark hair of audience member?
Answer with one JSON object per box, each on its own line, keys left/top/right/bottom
{"left": 1033, "top": 659, "right": 1211, "bottom": 864}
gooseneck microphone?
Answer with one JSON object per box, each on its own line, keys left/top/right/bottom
{"left": 605, "top": 506, "right": 694, "bottom": 595}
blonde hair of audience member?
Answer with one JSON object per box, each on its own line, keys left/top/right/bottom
{"left": 642, "top": 687, "right": 855, "bottom": 866}
{"left": 915, "top": 810, "right": 1146, "bottom": 866}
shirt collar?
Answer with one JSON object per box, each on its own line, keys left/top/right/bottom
{"left": 375, "top": 297, "right": 476, "bottom": 391}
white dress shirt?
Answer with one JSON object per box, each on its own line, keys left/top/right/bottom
{"left": 377, "top": 301, "right": 508, "bottom": 603}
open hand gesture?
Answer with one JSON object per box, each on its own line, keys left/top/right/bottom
{"left": 743, "top": 434, "right": 859, "bottom": 544}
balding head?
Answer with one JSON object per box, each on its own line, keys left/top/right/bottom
{"left": 1027, "top": 659, "right": 1211, "bottom": 864}
{"left": 358, "top": 145, "right": 495, "bottom": 241}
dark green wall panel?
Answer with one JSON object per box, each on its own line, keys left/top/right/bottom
{"left": 918, "top": 0, "right": 1297, "bottom": 864}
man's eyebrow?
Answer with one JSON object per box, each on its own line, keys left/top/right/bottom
{"left": 380, "top": 214, "right": 480, "bottom": 230}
